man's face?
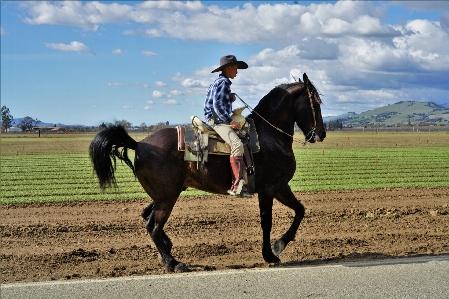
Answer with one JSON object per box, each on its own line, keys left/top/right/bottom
{"left": 225, "top": 64, "right": 238, "bottom": 79}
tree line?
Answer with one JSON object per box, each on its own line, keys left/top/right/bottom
{"left": 1, "top": 106, "right": 40, "bottom": 132}
{"left": 1, "top": 105, "right": 171, "bottom": 133}
{"left": 98, "top": 120, "right": 170, "bottom": 132}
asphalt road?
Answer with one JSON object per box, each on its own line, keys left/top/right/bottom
{"left": 2, "top": 255, "right": 448, "bottom": 299}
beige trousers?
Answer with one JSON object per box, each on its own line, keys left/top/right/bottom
{"left": 207, "top": 120, "right": 244, "bottom": 156}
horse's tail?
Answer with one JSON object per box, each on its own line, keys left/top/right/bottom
{"left": 89, "top": 125, "right": 137, "bottom": 190}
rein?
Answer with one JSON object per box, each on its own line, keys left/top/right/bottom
{"left": 234, "top": 84, "right": 318, "bottom": 146}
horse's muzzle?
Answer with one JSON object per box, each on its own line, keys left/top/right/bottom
{"left": 315, "top": 131, "right": 326, "bottom": 142}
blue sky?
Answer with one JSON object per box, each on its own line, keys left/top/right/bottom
{"left": 1, "top": 1, "right": 449, "bottom": 126}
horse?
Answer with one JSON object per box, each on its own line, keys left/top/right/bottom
{"left": 89, "top": 73, "right": 326, "bottom": 272}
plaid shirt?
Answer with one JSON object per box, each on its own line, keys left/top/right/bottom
{"left": 204, "top": 74, "right": 233, "bottom": 124}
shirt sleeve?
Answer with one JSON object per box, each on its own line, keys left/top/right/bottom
{"left": 213, "top": 79, "right": 233, "bottom": 123}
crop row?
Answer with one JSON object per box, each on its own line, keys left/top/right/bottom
{"left": 1, "top": 146, "right": 448, "bottom": 203}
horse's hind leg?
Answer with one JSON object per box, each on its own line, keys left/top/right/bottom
{"left": 143, "top": 202, "right": 173, "bottom": 254}
{"left": 272, "top": 185, "right": 305, "bottom": 256}
{"left": 146, "top": 200, "right": 184, "bottom": 272}
{"left": 258, "top": 192, "right": 281, "bottom": 263}
{"left": 141, "top": 202, "right": 154, "bottom": 221}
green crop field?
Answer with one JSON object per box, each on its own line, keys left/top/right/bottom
{"left": 1, "top": 131, "right": 448, "bottom": 204}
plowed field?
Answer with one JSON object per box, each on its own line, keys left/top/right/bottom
{"left": 2, "top": 187, "right": 448, "bottom": 283}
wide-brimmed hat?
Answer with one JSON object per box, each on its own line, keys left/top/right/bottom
{"left": 211, "top": 55, "right": 248, "bottom": 73}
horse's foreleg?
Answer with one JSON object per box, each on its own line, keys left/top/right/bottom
{"left": 273, "top": 185, "right": 305, "bottom": 256}
{"left": 258, "top": 193, "right": 280, "bottom": 263}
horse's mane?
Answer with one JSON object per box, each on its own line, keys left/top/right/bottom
{"left": 251, "top": 74, "right": 322, "bottom": 117}
{"left": 252, "top": 81, "right": 304, "bottom": 116}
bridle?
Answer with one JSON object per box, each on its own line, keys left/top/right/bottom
{"left": 234, "top": 82, "right": 319, "bottom": 146}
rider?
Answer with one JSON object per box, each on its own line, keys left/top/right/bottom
{"left": 204, "top": 55, "right": 252, "bottom": 198}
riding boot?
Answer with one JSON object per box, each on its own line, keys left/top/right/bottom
{"left": 228, "top": 156, "right": 252, "bottom": 198}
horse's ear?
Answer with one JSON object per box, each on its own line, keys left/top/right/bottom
{"left": 303, "top": 73, "right": 309, "bottom": 84}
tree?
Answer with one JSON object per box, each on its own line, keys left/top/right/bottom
{"left": 114, "top": 119, "right": 132, "bottom": 129}
{"left": 99, "top": 122, "right": 108, "bottom": 130}
{"left": 140, "top": 122, "right": 148, "bottom": 132}
{"left": 1, "top": 105, "right": 14, "bottom": 132}
{"left": 18, "top": 116, "right": 40, "bottom": 132}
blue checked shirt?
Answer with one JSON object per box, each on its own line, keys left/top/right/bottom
{"left": 204, "top": 74, "right": 233, "bottom": 124}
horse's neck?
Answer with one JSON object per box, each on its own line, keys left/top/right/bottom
{"left": 251, "top": 101, "right": 295, "bottom": 149}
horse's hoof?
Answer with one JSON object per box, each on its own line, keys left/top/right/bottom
{"left": 265, "top": 255, "right": 281, "bottom": 264}
{"left": 272, "top": 239, "right": 286, "bottom": 256}
{"left": 263, "top": 249, "right": 281, "bottom": 264}
{"left": 174, "top": 262, "right": 189, "bottom": 273}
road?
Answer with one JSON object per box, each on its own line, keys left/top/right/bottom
{"left": 2, "top": 255, "right": 448, "bottom": 299}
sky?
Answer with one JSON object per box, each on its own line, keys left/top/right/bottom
{"left": 1, "top": 1, "right": 449, "bottom": 127}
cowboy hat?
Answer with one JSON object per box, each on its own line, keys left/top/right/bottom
{"left": 211, "top": 55, "right": 248, "bottom": 73}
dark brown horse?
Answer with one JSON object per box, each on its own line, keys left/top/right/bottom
{"left": 89, "top": 73, "right": 326, "bottom": 272}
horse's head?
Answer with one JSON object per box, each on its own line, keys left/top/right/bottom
{"left": 291, "top": 73, "right": 326, "bottom": 143}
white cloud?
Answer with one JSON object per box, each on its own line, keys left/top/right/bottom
{"left": 143, "top": 106, "right": 153, "bottom": 110}
{"left": 112, "top": 49, "right": 122, "bottom": 54}
{"left": 16, "top": 1, "right": 449, "bottom": 116}
{"left": 131, "top": 82, "right": 149, "bottom": 88}
{"left": 179, "top": 78, "right": 209, "bottom": 88}
{"left": 170, "top": 90, "right": 184, "bottom": 96}
{"left": 21, "top": 1, "right": 133, "bottom": 30}
{"left": 163, "top": 99, "right": 179, "bottom": 105}
{"left": 21, "top": 1, "right": 399, "bottom": 43}
{"left": 142, "top": 50, "right": 157, "bottom": 56}
{"left": 0, "top": 27, "right": 7, "bottom": 36}
{"left": 123, "top": 105, "right": 134, "bottom": 109}
{"left": 107, "top": 82, "right": 123, "bottom": 87}
{"left": 154, "top": 81, "right": 169, "bottom": 87}
{"left": 45, "top": 41, "right": 95, "bottom": 55}
{"left": 147, "top": 100, "right": 154, "bottom": 105}
{"left": 152, "top": 90, "right": 167, "bottom": 98}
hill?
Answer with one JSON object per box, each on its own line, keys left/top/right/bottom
{"left": 11, "top": 118, "right": 87, "bottom": 128}
{"left": 324, "top": 101, "right": 449, "bottom": 127}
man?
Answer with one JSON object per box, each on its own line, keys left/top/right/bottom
{"left": 204, "top": 55, "right": 252, "bottom": 198}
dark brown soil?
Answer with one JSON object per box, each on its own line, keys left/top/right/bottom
{"left": 1, "top": 187, "right": 448, "bottom": 283}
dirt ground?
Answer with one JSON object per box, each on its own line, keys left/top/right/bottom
{"left": 1, "top": 187, "right": 448, "bottom": 284}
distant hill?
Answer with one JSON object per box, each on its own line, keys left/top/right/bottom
{"left": 324, "top": 101, "right": 449, "bottom": 127}
{"left": 11, "top": 118, "right": 87, "bottom": 128}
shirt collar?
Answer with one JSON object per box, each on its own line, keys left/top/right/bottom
{"left": 218, "top": 73, "right": 232, "bottom": 84}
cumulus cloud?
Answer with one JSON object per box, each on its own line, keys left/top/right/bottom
{"left": 21, "top": 1, "right": 400, "bottom": 43}
{"left": 152, "top": 90, "right": 167, "bottom": 98}
{"left": 154, "top": 81, "right": 169, "bottom": 87}
{"left": 143, "top": 106, "right": 153, "bottom": 110}
{"left": 147, "top": 100, "right": 155, "bottom": 105}
{"left": 0, "top": 27, "right": 7, "bottom": 36}
{"left": 163, "top": 99, "right": 179, "bottom": 105}
{"left": 45, "top": 41, "right": 95, "bottom": 55}
{"left": 21, "top": 1, "right": 133, "bottom": 30}
{"left": 112, "top": 49, "right": 122, "bottom": 54}
{"left": 170, "top": 90, "right": 184, "bottom": 96}
{"left": 123, "top": 105, "right": 133, "bottom": 109}
{"left": 17, "top": 1, "right": 449, "bottom": 115}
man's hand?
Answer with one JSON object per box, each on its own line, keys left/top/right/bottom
{"left": 231, "top": 93, "right": 236, "bottom": 102}
{"left": 230, "top": 120, "right": 241, "bottom": 130}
